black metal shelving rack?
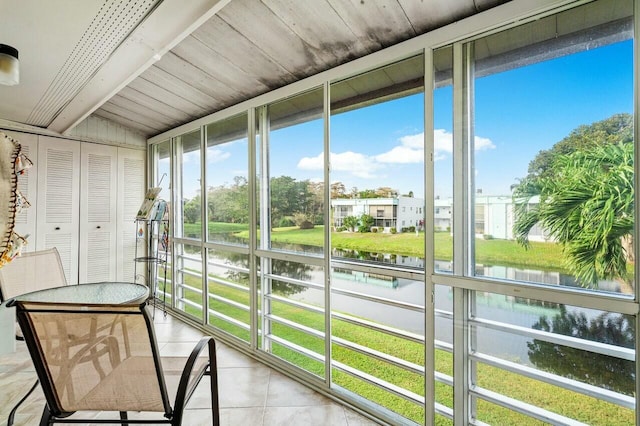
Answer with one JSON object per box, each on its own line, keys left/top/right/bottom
{"left": 134, "top": 217, "right": 169, "bottom": 316}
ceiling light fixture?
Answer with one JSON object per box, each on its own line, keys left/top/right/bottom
{"left": 0, "top": 44, "right": 19, "bottom": 86}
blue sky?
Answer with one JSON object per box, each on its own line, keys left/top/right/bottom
{"left": 175, "top": 39, "right": 633, "bottom": 201}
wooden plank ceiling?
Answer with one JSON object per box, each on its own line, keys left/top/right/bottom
{"left": 93, "top": 0, "right": 509, "bottom": 138}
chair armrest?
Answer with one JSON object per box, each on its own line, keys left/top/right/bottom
{"left": 173, "top": 336, "right": 217, "bottom": 415}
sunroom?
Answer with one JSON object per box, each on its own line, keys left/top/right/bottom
{"left": 1, "top": 0, "right": 639, "bottom": 424}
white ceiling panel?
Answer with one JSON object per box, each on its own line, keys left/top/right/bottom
{"left": 0, "top": 0, "right": 514, "bottom": 138}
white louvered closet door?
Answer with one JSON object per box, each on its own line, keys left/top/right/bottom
{"left": 116, "top": 147, "right": 145, "bottom": 282}
{"left": 80, "top": 143, "right": 118, "bottom": 283}
{"left": 37, "top": 136, "right": 80, "bottom": 284}
{"left": 3, "top": 131, "right": 37, "bottom": 248}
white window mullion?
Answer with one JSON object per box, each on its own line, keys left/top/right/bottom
{"left": 633, "top": 1, "right": 640, "bottom": 424}
{"left": 324, "top": 80, "right": 332, "bottom": 386}
{"left": 453, "top": 40, "right": 474, "bottom": 426}
{"left": 259, "top": 106, "right": 272, "bottom": 353}
{"left": 424, "top": 46, "right": 436, "bottom": 425}
{"left": 248, "top": 107, "right": 259, "bottom": 350}
{"left": 200, "top": 125, "right": 208, "bottom": 326}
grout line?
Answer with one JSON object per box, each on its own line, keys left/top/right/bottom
{"left": 261, "top": 369, "right": 271, "bottom": 426}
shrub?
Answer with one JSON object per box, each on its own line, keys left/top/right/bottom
{"left": 390, "top": 227, "right": 397, "bottom": 234}
{"left": 359, "top": 213, "right": 375, "bottom": 231}
{"left": 278, "top": 217, "right": 295, "bottom": 227}
{"left": 336, "top": 226, "right": 347, "bottom": 232}
{"left": 299, "top": 220, "right": 314, "bottom": 229}
{"left": 409, "top": 226, "right": 416, "bottom": 233}
{"left": 293, "top": 213, "right": 315, "bottom": 229}
{"left": 371, "top": 227, "right": 378, "bottom": 233}
{"left": 343, "top": 215, "right": 359, "bottom": 232}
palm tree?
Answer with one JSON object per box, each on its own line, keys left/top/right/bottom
{"left": 513, "top": 142, "right": 633, "bottom": 287}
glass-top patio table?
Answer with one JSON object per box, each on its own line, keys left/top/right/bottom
{"left": 11, "top": 282, "right": 149, "bottom": 305}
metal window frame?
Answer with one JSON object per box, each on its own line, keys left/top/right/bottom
{"left": 146, "top": 0, "right": 640, "bottom": 424}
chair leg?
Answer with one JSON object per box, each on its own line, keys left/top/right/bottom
{"left": 119, "top": 411, "right": 128, "bottom": 426}
{"left": 8, "top": 378, "right": 39, "bottom": 426}
{"left": 39, "top": 404, "right": 51, "bottom": 426}
{"left": 208, "top": 339, "right": 219, "bottom": 426}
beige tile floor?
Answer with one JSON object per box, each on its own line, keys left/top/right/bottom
{"left": 0, "top": 313, "right": 380, "bottom": 426}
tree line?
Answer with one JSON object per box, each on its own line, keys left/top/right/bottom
{"left": 183, "top": 176, "right": 409, "bottom": 229}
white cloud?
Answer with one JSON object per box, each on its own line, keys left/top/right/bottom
{"left": 296, "top": 131, "right": 495, "bottom": 177}
{"left": 207, "top": 148, "right": 231, "bottom": 163}
{"left": 297, "top": 152, "right": 323, "bottom": 170}
{"left": 182, "top": 150, "right": 199, "bottom": 163}
{"left": 375, "top": 145, "right": 423, "bottom": 163}
{"left": 434, "top": 129, "right": 453, "bottom": 155}
{"left": 298, "top": 151, "right": 381, "bottom": 179}
{"left": 398, "top": 133, "right": 424, "bottom": 149}
{"left": 432, "top": 129, "right": 496, "bottom": 161}
{"left": 376, "top": 133, "right": 424, "bottom": 164}
{"left": 474, "top": 135, "right": 496, "bottom": 151}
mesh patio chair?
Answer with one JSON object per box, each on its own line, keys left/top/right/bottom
{"left": 0, "top": 247, "right": 68, "bottom": 302}
{"left": 0, "top": 247, "right": 69, "bottom": 425}
{"left": 8, "top": 299, "right": 219, "bottom": 425}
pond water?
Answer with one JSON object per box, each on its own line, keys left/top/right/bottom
{"left": 284, "top": 263, "right": 634, "bottom": 394}
{"left": 270, "top": 243, "right": 633, "bottom": 394}
{"left": 197, "top": 235, "right": 634, "bottom": 394}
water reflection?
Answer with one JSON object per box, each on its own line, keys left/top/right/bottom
{"left": 528, "top": 307, "right": 635, "bottom": 395}
{"left": 211, "top": 250, "right": 314, "bottom": 296}
{"left": 210, "top": 240, "right": 634, "bottom": 394}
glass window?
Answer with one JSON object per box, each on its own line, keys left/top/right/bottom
{"left": 470, "top": 0, "right": 634, "bottom": 294}
{"left": 207, "top": 248, "right": 251, "bottom": 342}
{"left": 329, "top": 54, "right": 425, "bottom": 423}
{"left": 331, "top": 269, "right": 426, "bottom": 422}
{"left": 472, "top": 290, "right": 634, "bottom": 424}
{"left": 434, "top": 284, "right": 453, "bottom": 416}
{"left": 153, "top": 139, "right": 171, "bottom": 202}
{"left": 173, "top": 243, "right": 203, "bottom": 320}
{"left": 330, "top": 55, "right": 424, "bottom": 263}
{"left": 176, "top": 129, "right": 202, "bottom": 240}
{"left": 433, "top": 46, "right": 453, "bottom": 273}
{"left": 259, "top": 256, "right": 326, "bottom": 377}
{"left": 205, "top": 113, "right": 249, "bottom": 245}
{"left": 263, "top": 87, "right": 324, "bottom": 255}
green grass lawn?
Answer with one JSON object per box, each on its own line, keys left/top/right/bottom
{"left": 168, "top": 270, "right": 634, "bottom": 425}
{"left": 231, "top": 225, "right": 571, "bottom": 272}
{"left": 166, "top": 223, "right": 634, "bottom": 423}
{"left": 187, "top": 221, "right": 564, "bottom": 270}
{"left": 183, "top": 221, "right": 249, "bottom": 238}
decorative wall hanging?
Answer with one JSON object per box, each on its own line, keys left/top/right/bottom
{"left": 0, "top": 131, "right": 31, "bottom": 267}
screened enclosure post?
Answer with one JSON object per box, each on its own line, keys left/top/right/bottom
{"left": 200, "top": 125, "right": 208, "bottom": 326}
{"left": 323, "top": 80, "right": 332, "bottom": 386}
{"left": 424, "top": 46, "right": 436, "bottom": 425}
{"left": 248, "top": 107, "right": 258, "bottom": 350}
{"left": 634, "top": 2, "right": 640, "bottom": 424}
{"left": 452, "top": 39, "right": 469, "bottom": 426}
{"left": 463, "top": 40, "right": 478, "bottom": 422}
{"left": 259, "top": 105, "right": 272, "bottom": 353}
